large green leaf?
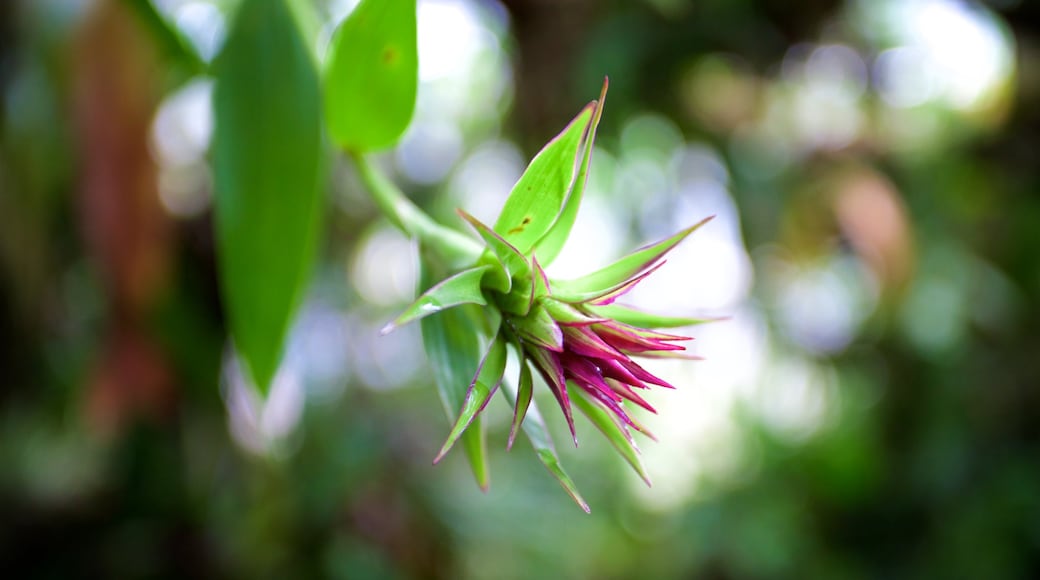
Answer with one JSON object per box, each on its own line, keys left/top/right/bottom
{"left": 213, "top": 0, "right": 323, "bottom": 395}
{"left": 501, "top": 371, "right": 589, "bottom": 513}
{"left": 534, "top": 78, "right": 609, "bottom": 266}
{"left": 382, "top": 265, "right": 489, "bottom": 333}
{"left": 324, "top": 0, "right": 418, "bottom": 151}
{"left": 493, "top": 105, "right": 594, "bottom": 253}
{"left": 552, "top": 216, "right": 715, "bottom": 301}
{"left": 419, "top": 249, "right": 492, "bottom": 489}
{"left": 433, "top": 333, "right": 507, "bottom": 464}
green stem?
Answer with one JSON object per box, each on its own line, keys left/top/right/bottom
{"left": 350, "top": 152, "right": 482, "bottom": 262}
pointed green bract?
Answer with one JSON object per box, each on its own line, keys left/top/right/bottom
{"left": 383, "top": 265, "right": 489, "bottom": 333}
{"left": 324, "top": 0, "right": 418, "bottom": 151}
{"left": 213, "top": 0, "right": 324, "bottom": 395}
{"left": 507, "top": 359, "right": 534, "bottom": 450}
{"left": 588, "top": 304, "right": 719, "bottom": 329}
{"left": 459, "top": 210, "right": 531, "bottom": 289}
{"left": 534, "top": 78, "right": 609, "bottom": 266}
{"left": 544, "top": 298, "right": 607, "bottom": 326}
{"left": 501, "top": 378, "right": 589, "bottom": 513}
{"left": 552, "top": 216, "right": 715, "bottom": 300}
{"left": 434, "top": 334, "right": 507, "bottom": 463}
{"left": 419, "top": 250, "right": 491, "bottom": 489}
{"left": 572, "top": 386, "right": 652, "bottom": 486}
{"left": 510, "top": 303, "right": 563, "bottom": 351}
{"left": 493, "top": 105, "right": 595, "bottom": 253}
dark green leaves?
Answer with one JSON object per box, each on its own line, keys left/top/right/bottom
{"left": 493, "top": 104, "right": 594, "bottom": 253}
{"left": 433, "top": 333, "right": 507, "bottom": 464}
{"left": 213, "top": 0, "right": 323, "bottom": 395}
{"left": 325, "top": 0, "right": 418, "bottom": 151}
{"left": 419, "top": 249, "right": 492, "bottom": 489}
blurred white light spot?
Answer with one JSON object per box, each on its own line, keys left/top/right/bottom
{"left": 450, "top": 139, "right": 524, "bottom": 225}
{"left": 875, "top": 47, "right": 939, "bottom": 108}
{"left": 544, "top": 197, "right": 626, "bottom": 279}
{"left": 152, "top": 79, "right": 214, "bottom": 217}
{"left": 347, "top": 315, "right": 423, "bottom": 390}
{"left": 285, "top": 301, "right": 352, "bottom": 402}
{"left": 752, "top": 356, "right": 835, "bottom": 442}
{"left": 175, "top": 2, "right": 225, "bottom": 63}
{"left": 396, "top": 121, "right": 464, "bottom": 184}
{"left": 352, "top": 227, "right": 417, "bottom": 307}
{"left": 225, "top": 351, "right": 304, "bottom": 456}
{"left": 158, "top": 160, "right": 211, "bottom": 217}
{"left": 418, "top": 0, "right": 486, "bottom": 82}
{"left": 806, "top": 44, "right": 868, "bottom": 99}
{"left": 152, "top": 78, "right": 213, "bottom": 167}
{"left": 776, "top": 255, "right": 877, "bottom": 355}
{"left": 869, "top": 0, "right": 1013, "bottom": 111}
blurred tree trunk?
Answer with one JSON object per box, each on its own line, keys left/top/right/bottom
{"left": 72, "top": 0, "right": 174, "bottom": 435}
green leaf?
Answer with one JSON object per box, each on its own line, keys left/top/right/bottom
{"left": 588, "top": 304, "right": 721, "bottom": 329}
{"left": 552, "top": 216, "right": 714, "bottom": 301}
{"left": 534, "top": 78, "right": 609, "bottom": 266}
{"left": 501, "top": 375, "right": 589, "bottom": 513}
{"left": 433, "top": 333, "right": 507, "bottom": 464}
{"left": 572, "top": 385, "right": 652, "bottom": 486}
{"left": 324, "top": 0, "right": 418, "bottom": 151}
{"left": 419, "top": 249, "right": 492, "bottom": 489}
{"left": 213, "top": 0, "right": 324, "bottom": 395}
{"left": 493, "top": 105, "right": 595, "bottom": 253}
{"left": 382, "top": 265, "right": 489, "bottom": 333}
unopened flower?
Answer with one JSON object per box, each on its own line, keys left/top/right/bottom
{"left": 384, "top": 80, "right": 714, "bottom": 511}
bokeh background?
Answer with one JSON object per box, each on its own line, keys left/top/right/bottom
{"left": 2, "top": 0, "right": 1039, "bottom": 577}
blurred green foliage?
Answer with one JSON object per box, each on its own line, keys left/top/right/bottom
{"left": 1, "top": 0, "right": 1039, "bottom": 578}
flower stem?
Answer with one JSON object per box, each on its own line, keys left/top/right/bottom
{"left": 349, "top": 151, "right": 482, "bottom": 263}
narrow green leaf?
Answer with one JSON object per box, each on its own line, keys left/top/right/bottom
{"left": 493, "top": 105, "right": 595, "bottom": 253}
{"left": 324, "top": 0, "right": 418, "bottom": 151}
{"left": 419, "top": 250, "right": 493, "bottom": 489}
{"left": 501, "top": 377, "right": 589, "bottom": 513}
{"left": 552, "top": 216, "right": 715, "bottom": 300}
{"left": 588, "top": 304, "right": 722, "bottom": 329}
{"left": 213, "top": 0, "right": 324, "bottom": 395}
{"left": 382, "top": 265, "right": 489, "bottom": 333}
{"left": 572, "top": 385, "right": 652, "bottom": 486}
{"left": 534, "top": 78, "right": 609, "bottom": 266}
{"left": 433, "top": 334, "right": 507, "bottom": 464}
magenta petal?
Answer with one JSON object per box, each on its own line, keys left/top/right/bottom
{"left": 599, "top": 358, "right": 650, "bottom": 390}
{"left": 562, "top": 354, "right": 622, "bottom": 403}
{"left": 525, "top": 345, "right": 578, "bottom": 446}
{"left": 595, "top": 322, "right": 688, "bottom": 353}
{"left": 606, "top": 378, "right": 656, "bottom": 414}
{"left": 619, "top": 358, "right": 676, "bottom": 389}
{"left": 562, "top": 325, "right": 626, "bottom": 361}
